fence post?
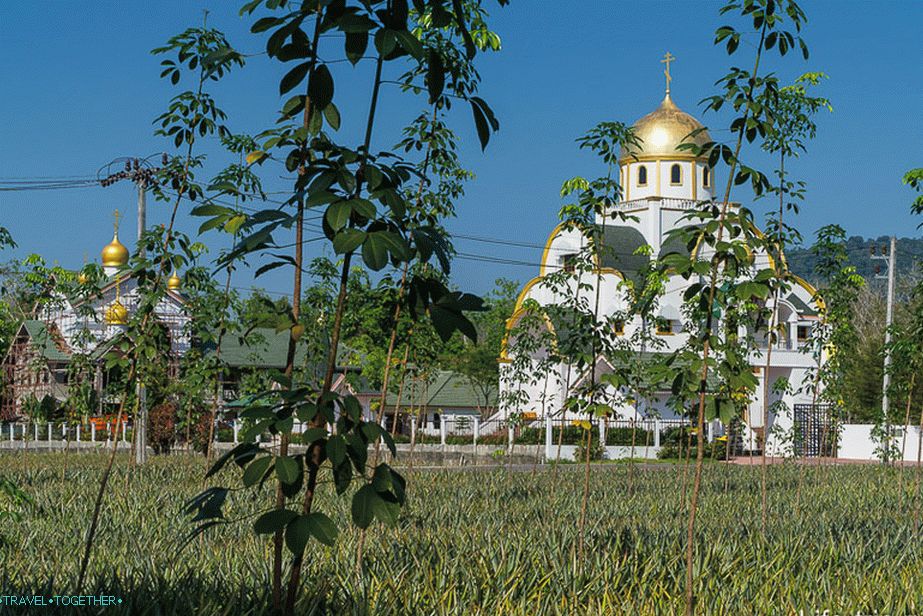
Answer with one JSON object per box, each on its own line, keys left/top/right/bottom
{"left": 440, "top": 419, "right": 447, "bottom": 446}
{"left": 91, "top": 423, "right": 96, "bottom": 442}
{"left": 707, "top": 420, "right": 714, "bottom": 443}
{"left": 76, "top": 424, "right": 81, "bottom": 443}
{"left": 654, "top": 419, "right": 661, "bottom": 448}
{"left": 598, "top": 420, "right": 606, "bottom": 447}
{"left": 47, "top": 423, "right": 52, "bottom": 442}
{"left": 507, "top": 424, "right": 514, "bottom": 452}
{"left": 122, "top": 421, "right": 127, "bottom": 443}
{"left": 545, "top": 415, "right": 553, "bottom": 461}
{"left": 34, "top": 423, "right": 39, "bottom": 441}
{"left": 8, "top": 423, "right": 12, "bottom": 441}
{"left": 473, "top": 417, "right": 480, "bottom": 447}
{"left": 410, "top": 419, "right": 416, "bottom": 444}
{"left": 233, "top": 419, "right": 239, "bottom": 444}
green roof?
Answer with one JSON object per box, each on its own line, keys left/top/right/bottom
{"left": 785, "top": 292, "right": 818, "bottom": 317}
{"left": 22, "top": 320, "right": 71, "bottom": 362}
{"left": 385, "top": 370, "right": 496, "bottom": 410}
{"left": 203, "top": 328, "right": 355, "bottom": 371}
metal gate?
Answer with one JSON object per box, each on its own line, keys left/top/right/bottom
{"left": 793, "top": 403, "right": 834, "bottom": 457}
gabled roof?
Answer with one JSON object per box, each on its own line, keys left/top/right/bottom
{"left": 201, "top": 328, "right": 356, "bottom": 371}
{"left": 21, "top": 320, "right": 71, "bottom": 362}
{"left": 785, "top": 292, "right": 818, "bottom": 318}
{"left": 382, "top": 370, "right": 497, "bottom": 410}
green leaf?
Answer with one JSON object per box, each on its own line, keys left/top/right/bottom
{"left": 280, "top": 62, "right": 309, "bottom": 96}
{"left": 426, "top": 49, "right": 445, "bottom": 104}
{"left": 300, "top": 427, "right": 326, "bottom": 445}
{"left": 306, "top": 512, "right": 338, "bottom": 546}
{"left": 284, "top": 515, "right": 311, "bottom": 555}
{"left": 394, "top": 29, "right": 423, "bottom": 60}
{"left": 323, "top": 103, "right": 341, "bottom": 130}
{"left": 253, "top": 508, "right": 297, "bottom": 534}
{"left": 372, "top": 495, "right": 400, "bottom": 526}
{"left": 308, "top": 64, "right": 334, "bottom": 110}
{"left": 274, "top": 455, "right": 300, "bottom": 485}
{"left": 326, "top": 435, "right": 346, "bottom": 466}
{"left": 351, "top": 484, "right": 376, "bottom": 529}
{"left": 242, "top": 455, "right": 273, "bottom": 488}
{"left": 344, "top": 32, "right": 368, "bottom": 65}
{"left": 332, "top": 228, "right": 366, "bottom": 254}
{"left": 362, "top": 232, "right": 389, "bottom": 270}
{"left": 325, "top": 201, "right": 352, "bottom": 231}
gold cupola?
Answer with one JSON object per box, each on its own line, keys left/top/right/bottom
{"left": 619, "top": 52, "right": 711, "bottom": 164}
{"left": 619, "top": 93, "right": 711, "bottom": 163}
{"left": 167, "top": 271, "right": 181, "bottom": 291}
{"left": 105, "top": 299, "right": 128, "bottom": 326}
{"left": 105, "top": 277, "right": 129, "bottom": 326}
{"left": 101, "top": 210, "right": 129, "bottom": 269}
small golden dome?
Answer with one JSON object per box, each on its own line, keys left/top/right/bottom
{"left": 77, "top": 272, "right": 88, "bottom": 285}
{"left": 620, "top": 94, "right": 711, "bottom": 163}
{"left": 167, "top": 272, "right": 181, "bottom": 291}
{"left": 101, "top": 232, "right": 129, "bottom": 268}
{"left": 105, "top": 299, "right": 128, "bottom": 325}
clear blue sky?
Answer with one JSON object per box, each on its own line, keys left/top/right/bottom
{"left": 2, "top": 1, "right": 921, "bottom": 297}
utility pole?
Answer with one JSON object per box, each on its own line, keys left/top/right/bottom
{"left": 872, "top": 236, "right": 897, "bottom": 463}
{"left": 99, "top": 155, "right": 165, "bottom": 464}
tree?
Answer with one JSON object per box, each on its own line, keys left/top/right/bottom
{"left": 186, "top": 3, "right": 507, "bottom": 614}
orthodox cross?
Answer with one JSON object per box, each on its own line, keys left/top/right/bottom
{"left": 113, "top": 209, "right": 121, "bottom": 234}
{"left": 661, "top": 52, "right": 675, "bottom": 94}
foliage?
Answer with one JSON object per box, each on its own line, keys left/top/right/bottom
{"left": 573, "top": 437, "right": 606, "bottom": 462}
{"left": 149, "top": 401, "right": 178, "bottom": 455}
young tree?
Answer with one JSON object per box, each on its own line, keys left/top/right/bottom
{"left": 663, "top": 2, "right": 813, "bottom": 611}
{"left": 187, "top": 3, "right": 507, "bottom": 613}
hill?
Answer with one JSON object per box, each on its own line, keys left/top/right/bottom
{"left": 786, "top": 236, "right": 923, "bottom": 286}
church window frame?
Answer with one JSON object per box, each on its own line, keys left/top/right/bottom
{"left": 702, "top": 165, "right": 711, "bottom": 188}
{"left": 656, "top": 318, "right": 676, "bottom": 336}
{"left": 637, "top": 165, "right": 648, "bottom": 187}
{"left": 613, "top": 319, "right": 625, "bottom": 336}
{"left": 670, "top": 163, "right": 682, "bottom": 186}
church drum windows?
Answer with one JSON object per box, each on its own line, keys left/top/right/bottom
{"left": 703, "top": 165, "right": 711, "bottom": 188}
{"left": 670, "top": 163, "right": 682, "bottom": 186}
{"left": 637, "top": 165, "right": 648, "bottom": 187}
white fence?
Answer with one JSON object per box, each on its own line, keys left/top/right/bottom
{"left": 838, "top": 424, "right": 923, "bottom": 462}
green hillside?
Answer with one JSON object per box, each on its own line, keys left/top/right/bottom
{"left": 786, "top": 236, "right": 923, "bottom": 285}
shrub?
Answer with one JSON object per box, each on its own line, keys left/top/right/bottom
{"left": 148, "top": 402, "right": 177, "bottom": 455}
{"left": 574, "top": 437, "right": 606, "bottom": 462}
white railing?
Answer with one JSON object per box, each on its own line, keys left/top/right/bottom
{"left": 614, "top": 197, "right": 740, "bottom": 211}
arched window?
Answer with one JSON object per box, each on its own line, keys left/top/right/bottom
{"left": 703, "top": 165, "right": 711, "bottom": 187}
{"left": 637, "top": 165, "right": 648, "bottom": 186}
{"left": 670, "top": 164, "right": 682, "bottom": 185}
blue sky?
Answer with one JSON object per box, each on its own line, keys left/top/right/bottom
{"left": 2, "top": 1, "right": 921, "bottom": 297}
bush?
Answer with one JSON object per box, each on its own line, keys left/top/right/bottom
{"left": 656, "top": 439, "right": 728, "bottom": 461}
{"left": 149, "top": 402, "right": 177, "bottom": 455}
{"left": 574, "top": 438, "right": 606, "bottom": 462}
{"left": 606, "top": 426, "right": 654, "bottom": 446}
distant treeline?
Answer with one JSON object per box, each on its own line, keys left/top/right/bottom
{"left": 787, "top": 235, "right": 923, "bottom": 285}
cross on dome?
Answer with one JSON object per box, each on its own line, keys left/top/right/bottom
{"left": 661, "top": 51, "right": 675, "bottom": 95}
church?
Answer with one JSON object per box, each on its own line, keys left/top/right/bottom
{"left": 0, "top": 214, "right": 354, "bottom": 423}
{"left": 498, "top": 61, "right": 823, "bottom": 455}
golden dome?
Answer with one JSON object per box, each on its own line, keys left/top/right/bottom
{"left": 101, "top": 232, "right": 129, "bottom": 268}
{"left": 105, "top": 299, "right": 128, "bottom": 325}
{"left": 167, "top": 271, "right": 181, "bottom": 291}
{"left": 620, "top": 94, "right": 711, "bottom": 163}
{"left": 77, "top": 272, "right": 88, "bottom": 285}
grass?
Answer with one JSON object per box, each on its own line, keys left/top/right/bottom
{"left": 2, "top": 452, "right": 923, "bottom": 614}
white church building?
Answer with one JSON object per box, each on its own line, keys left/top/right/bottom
{"left": 499, "top": 76, "right": 824, "bottom": 456}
